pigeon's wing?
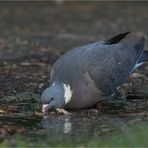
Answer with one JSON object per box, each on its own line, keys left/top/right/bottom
{"left": 50, "top": 31, "right": 130, "bottom": 81}
{"left": 85, "top": 37, "right": 145, "bottom": 95}
{"left": 50, "top": 31, "right": 129, "bottom": 80}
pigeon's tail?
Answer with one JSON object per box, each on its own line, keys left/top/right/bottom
{"left": 138, "top": 51, "right": 148, "bottom": 63}
{"left": 133, "top": 37, "right": 145, "bottom": 62}
{"left": 132, "top": 37, "right": 145, "bottom": 70}
{"left": 105, "top": 32, "right": 130, "bottom": 45}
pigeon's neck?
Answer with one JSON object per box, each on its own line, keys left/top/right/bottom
{"left": 63, "top": 83, "right": 73, "bottom": 104}
{"left": 52, "top": 81, "right": 72, "bottom": 104}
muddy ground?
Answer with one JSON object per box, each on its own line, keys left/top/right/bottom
{"left": 0, "top": 1, "right": 148, "bottom": 146}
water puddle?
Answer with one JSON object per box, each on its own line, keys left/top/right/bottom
{"left": 0, "top": 93, "right": 148, "bottom": 146}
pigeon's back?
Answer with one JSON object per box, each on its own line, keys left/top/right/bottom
{"left": 50, "top": 36, "right": 145, "bottom": 97}
{"left": 50, "top": 41, "right": 103, "bottom": 84}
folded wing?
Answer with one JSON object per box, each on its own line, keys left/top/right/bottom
{"left": 86, "top": 37, "right": 145, "bottom": 95}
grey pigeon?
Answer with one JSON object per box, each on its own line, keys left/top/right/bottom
{"left": 41, "top": 32, "right": 148, "bottom": 114}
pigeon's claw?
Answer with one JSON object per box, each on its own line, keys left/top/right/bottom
{"left": 56, "top": 108, "right": 71, "bottom": 115}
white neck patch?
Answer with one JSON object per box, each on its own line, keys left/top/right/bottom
{"left": 63, "top": 83, "right": 72, "bottom": 104}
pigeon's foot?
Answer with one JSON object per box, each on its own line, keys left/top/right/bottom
{"left": 55, "top": 108, "right": 71, "bottom": 115}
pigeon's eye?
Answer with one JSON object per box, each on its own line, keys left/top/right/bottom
{"left": 51, "top": 97, "right": 54, "bottom": 101}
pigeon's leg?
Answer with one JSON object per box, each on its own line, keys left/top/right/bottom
{"left": 55, "top": 108, "right": 71, "bottom": 115}
{"left": 95, "top": 95, "right": 113, "bottom": 110}
{"left": 96, "top": 100, "right": 107, "bottom": 110}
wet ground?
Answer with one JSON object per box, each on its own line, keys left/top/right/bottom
{"left": 0, "top": 1, "right": 148, "bottom": 147}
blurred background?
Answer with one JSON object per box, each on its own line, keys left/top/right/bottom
{"left": 0, "top": 1, "right": 148, "bottom": 147}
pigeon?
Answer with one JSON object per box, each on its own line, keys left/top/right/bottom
{"left": 41, "top": 32, "right": 148, "bottom": 114}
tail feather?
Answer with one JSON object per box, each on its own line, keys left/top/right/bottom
{"left": 138, "top": 51, "right": 148, "bottom": 63}
{"left": 105, "top": 32, "right": 130, "bottom": 45}
{"left": 131, "top": 37, "right": 145, "bottom": 71}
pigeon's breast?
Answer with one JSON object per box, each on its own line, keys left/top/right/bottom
{"left": 65, "top": 72, "right": 104, "bottom": 108}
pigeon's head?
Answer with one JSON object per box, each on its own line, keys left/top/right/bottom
{"left": 41, "top": 82, "right": 72, "bottom": 114}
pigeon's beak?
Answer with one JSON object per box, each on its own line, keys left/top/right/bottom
{"left": 42, "top": 104, "right": 49, "bottom": 115}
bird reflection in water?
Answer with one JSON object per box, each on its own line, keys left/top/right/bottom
{"left": 41, "top": 115, "right": 72, "bottom": 138}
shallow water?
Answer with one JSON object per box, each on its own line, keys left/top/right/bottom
{"left": 1, "top": 107, "right": 148, "bottom": 147}
{"left": 0, "top": 92, "right": 148, "bottom": 146}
